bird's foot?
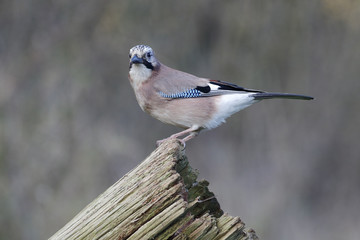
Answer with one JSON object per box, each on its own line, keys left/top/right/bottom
{"left": 156, "top": 136, "right": 186, "bottom": 149}
{"left": 156, "top": 138, "right": 166, "bottom": 146}
{"left": 156, "top": 128, "right": 200, "bottom": 148}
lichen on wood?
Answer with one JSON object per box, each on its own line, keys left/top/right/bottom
{"left": 49, "top": 139, "right": 257, "bottom": 240}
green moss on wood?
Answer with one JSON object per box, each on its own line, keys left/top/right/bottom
{"left": 49, "top": 139, "right": 257, "bottom": 240}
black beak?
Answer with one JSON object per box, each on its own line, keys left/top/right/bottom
{"left": 131, "top": 55, "right": 143, "bottom": 64}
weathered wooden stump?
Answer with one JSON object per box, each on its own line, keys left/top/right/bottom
{"left": 50, "top": 139, "right": 257, "bottom": 240}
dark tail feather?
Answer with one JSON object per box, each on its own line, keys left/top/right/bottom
{"left": 253, "top": 92, "right": 314, "bottom": 100}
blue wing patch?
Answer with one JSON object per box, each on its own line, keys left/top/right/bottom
{"left": 159, "top": 88, "right": 202, "bottom": 98}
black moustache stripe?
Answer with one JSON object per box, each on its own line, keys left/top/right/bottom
{"left": 143, "top": 60, "right": 154, "bottom": 70}
{"left": 129, "top": 60, "right": 154, "bottom": 70}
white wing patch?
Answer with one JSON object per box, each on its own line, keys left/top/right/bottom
{"left": 208, "top": 83, "right": 220, "bottom": 91}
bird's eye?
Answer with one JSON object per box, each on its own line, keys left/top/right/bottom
{"left": 129, "top": 53, "right": 131, "bottom": 58}
{"left": 146, "top": 52, "right": 152, "bottom": 58}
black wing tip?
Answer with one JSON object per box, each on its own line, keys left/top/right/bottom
{"left": 209, "top": 79, "right": 263, "bottom": 93}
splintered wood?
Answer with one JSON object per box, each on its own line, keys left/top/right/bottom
{"left": 50, "top": 139, "right": 257, "bottom": 240}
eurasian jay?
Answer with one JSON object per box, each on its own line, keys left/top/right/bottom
{"left": 128, "top": 45, "right": 313, "bottom": 145}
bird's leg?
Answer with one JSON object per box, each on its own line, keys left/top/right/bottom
{"left": 169, "top": 126, "right": 199, "bottom": 139}
{"left": 180, "top": 131, "right": 199, "bottom": 142}
{"left": 156, "top": 125, "right": 200, "bottom": 147}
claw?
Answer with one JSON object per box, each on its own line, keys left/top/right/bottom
{"left": 177, "top": 138, "right": 186, "bottom": 149}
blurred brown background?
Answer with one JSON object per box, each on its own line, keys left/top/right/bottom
{"left": 1, "top": 0, "right": 359, "bottom": 239}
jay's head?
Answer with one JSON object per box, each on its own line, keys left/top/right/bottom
{"left": 129, "top": 45, "right": 158, "bottom": 70}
